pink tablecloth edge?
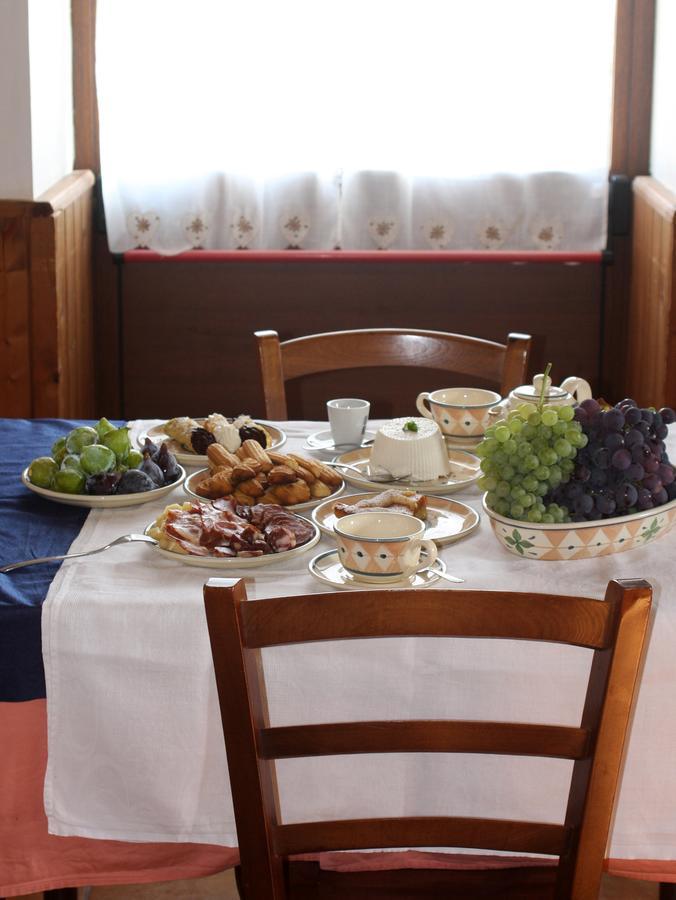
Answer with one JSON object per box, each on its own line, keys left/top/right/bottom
{"left": 4, "top": 701, "right": 676, "bottom": 896}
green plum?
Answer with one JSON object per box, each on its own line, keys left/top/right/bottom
{"left": 61, "top": 453, "right": 84, "bottom": 472}
{"left": 53, "top": 467, "right": 85, "bottom": 494}
{"left": 65, "top": 426, "right": 98, "bottom": 455}
{"left": 95, "top": 417, "right": 116, "bottom": 440}
{"left": 28, "top": 456, "right": 58, "bottom": 488}
{"left": 51, "top": 436, "right": 67, "bottom": 465}
{"left": 127, "top": 449, "right": 143, "bottom": 469}
{"left": 102, "top": 426, "right": 131, "bottom": 461}
{"left": 80, "top": 443, "right": 116, "bottom": 475}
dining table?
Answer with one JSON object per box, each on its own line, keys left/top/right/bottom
{"left": 2, "top": 415, "right": 676, "bottom": 898}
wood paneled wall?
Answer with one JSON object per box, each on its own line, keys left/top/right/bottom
{"left": 0, "top": 171, "right": 96, "bottom": 418}
{"left": 626, "top": 177, "right": 676, "bottom": 407}
{"left": 119, "top": 258, "right": 602, "bottom": 421}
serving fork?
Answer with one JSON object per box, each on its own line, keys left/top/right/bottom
{"left": 0, "top": 533, "right": 158, "bottom": 574}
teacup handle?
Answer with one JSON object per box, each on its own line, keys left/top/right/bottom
{"left": 416, "top": 392, "right": 433, "bottom": 418}
{"left": 416, "top": 539, "right": 438, "bottom": 571}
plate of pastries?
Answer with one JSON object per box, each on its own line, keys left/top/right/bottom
{"left": 138, "top": 414, "right": 286, "bottom": 466}
{"left": 184, "top": 440, "right": 345, "bottom": 511}
{"left": 311, "top": 487, "right": 480, "bottom": 546}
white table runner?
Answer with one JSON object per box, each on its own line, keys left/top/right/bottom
{"left": 42, "top": 421, "right": 676, "bottom": 860}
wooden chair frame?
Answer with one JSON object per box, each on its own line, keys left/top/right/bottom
{"left": 204, "top": 578, "right": 652, "bottom": 900}
{"left": 255, "top": 328, "right": 532, "bottom": 420}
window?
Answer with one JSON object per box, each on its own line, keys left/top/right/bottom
{"left": 96, "top": 0, "right": 616, "bottom": 253}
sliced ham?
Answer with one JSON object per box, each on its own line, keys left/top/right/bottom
{"left": 158, "top": 500, "right": 312, "bottom": 558}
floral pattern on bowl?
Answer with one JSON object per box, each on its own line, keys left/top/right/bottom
{"left": 482, "top": 495, "right": 676, "bottom": 560}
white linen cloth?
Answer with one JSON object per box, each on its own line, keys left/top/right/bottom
{"left": 42, "top": 421, "right": 676, "bottom": 860}
{"left": 96, "top": 1, "right": 614, "bottom": 254}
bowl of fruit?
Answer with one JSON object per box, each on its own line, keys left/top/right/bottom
{"left": 479, "top": 392, "right": 676, "bottom": 560}
{"left": 23, "top": 419, "right": 186, "bottom": 508}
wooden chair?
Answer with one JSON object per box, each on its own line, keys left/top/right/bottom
{"left": 204, "top": 578, "right": 652, "bottom": 900}
{"left": 254, "top": 328, "right": 532, "bottom": 420}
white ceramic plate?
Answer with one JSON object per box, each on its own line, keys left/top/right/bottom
{"left": 332, "top": 447, "right": 481, "bottom": 495}
{"left": 21, "top": 466, "right": 187, "bottom": 509}
{"left": 145, "top": 515, "right": 320, "bottom": 568}
{"left": 184, "top": 467, "right": 345, "bottom": 512}
{"left": 311, "top": 492, "right": 480, "bottom": 546}
{"left": 309, "top": 548, "right": 447, "bottom": 590}
{"left": 304, "top": 429, "right": 377, "bottom": 455}
{"left": 138, "top": 420, "right": 287, "bottom": 467}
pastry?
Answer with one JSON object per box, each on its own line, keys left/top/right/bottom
{"left": 164, "top": 417, "right": 200, "bottom": 451}
{"left": 208, "top": 444, "right": 241, "bottom": 471}
{"left": 334, "top": 489, "right": 427, "bottom": 520}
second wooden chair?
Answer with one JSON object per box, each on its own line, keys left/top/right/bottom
{"left": 254, "top": 328, "right": 532, "bottom": 420}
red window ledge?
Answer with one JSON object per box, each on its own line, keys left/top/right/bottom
{"left": 123, "top": 250, "right": 602, "bottom": 264}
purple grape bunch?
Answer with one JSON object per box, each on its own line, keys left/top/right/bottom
{"left": 545, "top": 398, "right": 676, "bottom": 521}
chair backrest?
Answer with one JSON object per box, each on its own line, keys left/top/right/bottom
{"left": 204, "top": 578, "right": 652, "bottom": 900}
{"left": 255, "top": 328, "right": 532, "bottom": 419}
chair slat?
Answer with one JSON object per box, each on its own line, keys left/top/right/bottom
{"left": 259, "top": 720, "right": 591, "bottom": 760}
{"left": 240, "top": 590, "right": 612, "bottom": 650}
{"left": 274, "top": 816, "right": 569, "bottom": 857}
{"left": 282, "top": 330, "right": 507, "bottom": 383}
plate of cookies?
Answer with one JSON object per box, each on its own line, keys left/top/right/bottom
{"left": 138, "top": 414, "right": 286, "bottom": 467}
{"left": 183, "top": 440, "right": 345, "bottom": 511}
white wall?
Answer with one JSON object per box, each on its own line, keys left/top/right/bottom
{"left": 28, "top": 0, "right": 74, "bottom": 197}
{"left": 651, "top": 0, "right": 676, "bottom": 193}
{"left": 0, "top": 0, "right": 32, "bottom": 197}
{"left": 0, "top": 0, "right": 73, "bottom": 199}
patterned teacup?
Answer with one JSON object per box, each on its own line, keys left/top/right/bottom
{"left": 416, "top": 388, "right": 502, "bottom": 438}
{"left": 334, "top": 511, "right": 437, "bottom": 584}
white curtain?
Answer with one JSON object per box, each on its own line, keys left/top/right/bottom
{"left": 96, "top": 0, "right": 616, "bottom": 254}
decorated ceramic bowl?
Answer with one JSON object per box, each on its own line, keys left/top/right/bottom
{"left": 483, "top": 494, "right": 676, "bottom": 560}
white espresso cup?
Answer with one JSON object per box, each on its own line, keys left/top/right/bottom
{"left": 327, "top": 398, "right": 370, "bottom": 449}
{"left": 334, "top": 511, "right": 437, "bottom": 584}
{"left": 416, "top": 388, "right": 502, "bottom": 438}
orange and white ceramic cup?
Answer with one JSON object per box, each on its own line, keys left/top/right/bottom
{"left": 416, "top": 388, "right": 502, "bottom": 438}
{"left": 334, "top": 511, "right": 437, "bottom": 584}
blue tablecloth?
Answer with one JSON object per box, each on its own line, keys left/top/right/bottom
{"left": 0, "top": 419, "right": 117, "bottom": 701}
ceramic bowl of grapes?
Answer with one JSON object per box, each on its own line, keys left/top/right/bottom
{"left": 23, "top": 420, "right": 186, "bottom": 508}
{"left": 478, "top": 397, "right": 676, "bottom": 560}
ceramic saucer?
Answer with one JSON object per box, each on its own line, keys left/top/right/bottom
{"left": 308, "top": 549, "right": 447, "bottom": 590}
{"left": 304, "top": 429, "right": 377, "bottom": 455}
{"left": 332, "top": 447, "right": 481, "bottom": 495}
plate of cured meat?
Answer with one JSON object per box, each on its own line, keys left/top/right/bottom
{"left": 146, "top": 498, "right": 321, "bottom": 568}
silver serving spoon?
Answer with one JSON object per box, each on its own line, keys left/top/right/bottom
{"left": 0, "top": 533, "right": 158, "bottom": 574}
{"left": 325, "top": 461, "right": 412, "bottom": 483}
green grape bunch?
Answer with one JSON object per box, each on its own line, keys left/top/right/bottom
{"left": 477, "top": 402, "right": 588, "bottom": 524}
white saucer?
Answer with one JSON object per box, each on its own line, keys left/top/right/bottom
{"left": 332, "top": 447, "right": 481, "bottom": 495}
{"left": 304, "top": 429, "right": 377, "bottom": 455}
{"left": 308, "top": 549, "right": 447, "bottom": 590}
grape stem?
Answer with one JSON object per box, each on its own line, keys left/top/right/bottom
{"left": 538, "top": 362, "right": 553, "bottom": 412}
